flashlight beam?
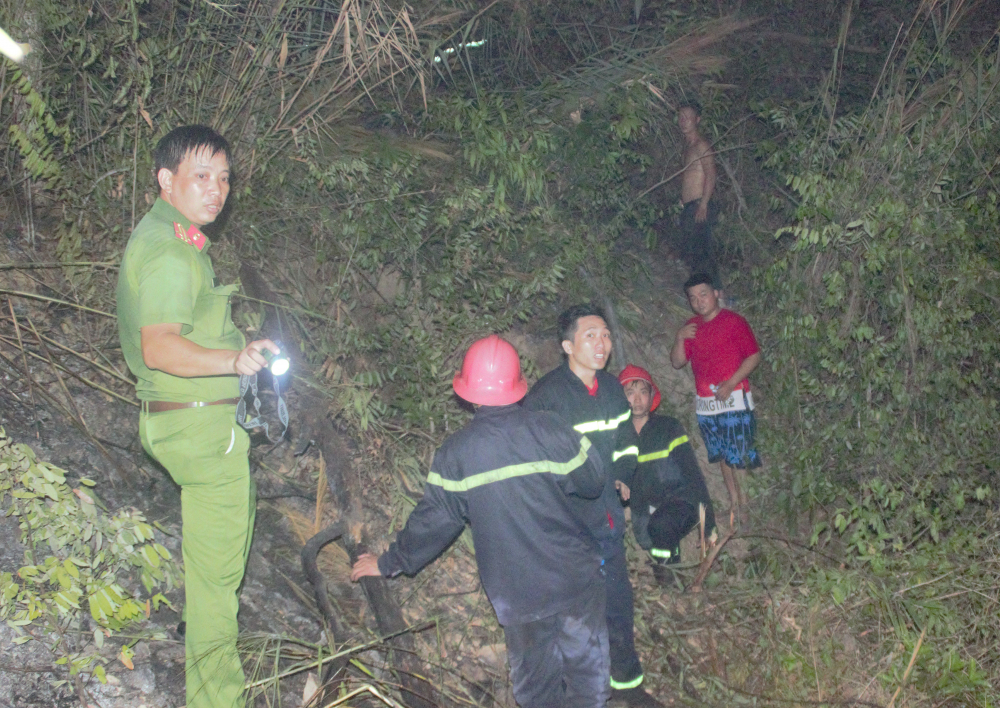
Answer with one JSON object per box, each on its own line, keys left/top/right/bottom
{"left": 0, "top": 27, "right": 28, "bottom": 63}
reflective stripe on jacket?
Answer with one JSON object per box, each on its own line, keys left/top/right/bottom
{"left": 619, "top": 415, "right": 716, "bottom": 546}
{"left": 378, "top": 404, "right": 607, "bottom": 626}
{"left": 523, "top": 362, "right": 636, "bottom": 556}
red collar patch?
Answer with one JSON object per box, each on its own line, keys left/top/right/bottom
{"left": 173, "top": 222, "right": 206, "bottom": 251}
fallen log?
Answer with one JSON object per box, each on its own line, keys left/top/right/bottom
{"left": 240, "top": 263, "right": 437, "bottom": 708}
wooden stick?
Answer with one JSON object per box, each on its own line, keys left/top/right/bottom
{"left": 0, "top": 289, "right": 115, "bottom": 318}
{"left": 7, "top": 299, "right": 40, "bottom": 435}
{"left": 690, "top": 527, "right": 735, "bottom": 593}
{"left": 25, "top": 313, "right": 91, "bottom": 435}
{"left": 320, "top": 683, "right": 405, "bottom": 708}
{"left": 0, "top": 262, "right": 117, "bottom": 270}
{"left": 243, "top": 623, "right": 432, "bottom": 690}
{"left": 887, "top": 627, "right": 926, "bottom": 708}
{"left": 0, "top": 336, "right": 136, "bottom": 406}
{"left": 699, "top": 502, "right": 707, "bottom": 560}
{"left": 0, "top": 329, "right": 133, "bottom": 385}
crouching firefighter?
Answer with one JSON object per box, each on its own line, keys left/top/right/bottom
{"left": 351, "top": 335, "right": 612, "bottom": 708}
{"left": 618, "top": 365, "right": 717, "bottom": 585}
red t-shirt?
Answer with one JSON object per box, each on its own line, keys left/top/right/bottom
{"left": 683, "top": 309, "right": 759, "bottom": 397}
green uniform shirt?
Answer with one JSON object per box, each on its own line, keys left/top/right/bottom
{"left": 117, "top": 198, "right": 245, "bottom": 402}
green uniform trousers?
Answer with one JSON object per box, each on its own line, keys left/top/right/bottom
{"left": 140, "top": 404, "right": 255, "bottom": 708}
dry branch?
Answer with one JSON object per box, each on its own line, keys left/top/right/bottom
{"left": 690, "top": 527, "right": 736, "bottom": 593}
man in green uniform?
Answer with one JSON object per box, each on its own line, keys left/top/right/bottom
{"left": 116, "top": 125, "right": 278, "bottom": 708}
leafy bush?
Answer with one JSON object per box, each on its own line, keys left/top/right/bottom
{"left": 0, "top": 429, "right": 179, "bottom": 684}
{"left": 751, "top": 29, "right": 1000, "bottom": 704}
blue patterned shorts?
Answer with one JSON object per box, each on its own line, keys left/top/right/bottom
{"left": 697, "top": 409, "right": 761, "bottom": 469}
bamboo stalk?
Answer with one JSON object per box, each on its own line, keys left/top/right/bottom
{"left": 886, "top": 627, "right": 926, "bottom": 708}
{"left": 25, "top": 313, "right": 92, "bottom": 435}
{"left": 321, "top": 684, "right": 405, "bottom": 708}
{"left": 0, "top": 335, "right": 137, "bottom": 406}
{"left": 0, "top": 290, "right": 115, "bottom": 318}
{"left": 7, "top": 298, "right": 39, "bottom": 433}
{"left": 0, "top": 321, "right": 133, "bottom": 384}
{"left": 0, "top": 347, "right": 132, "bottom": 481}
{"left": 0, "top": 262, "right": 118, "bottom": 270}
{"left": 244, "top": 623, "right": 432, "bottom": 689}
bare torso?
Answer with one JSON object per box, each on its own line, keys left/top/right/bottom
{"left": 681, "top": 136, "right": 713, "bottom": 203}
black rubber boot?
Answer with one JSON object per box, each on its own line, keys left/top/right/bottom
{"left": 652, "top": 549, "right": 682, "bottom": 587}
{"left": 652, "top": 562, "right": 671, "bottom": 587}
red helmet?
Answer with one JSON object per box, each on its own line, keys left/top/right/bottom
{"left": 618, "top": 364, "right": 661, "bottom": 412}
{"left": 453, "top": 335, "right": 528, "bottom": 406}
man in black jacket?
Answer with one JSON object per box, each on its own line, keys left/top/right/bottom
{"left": 352, "top": 335, "right": 611, "bottom": 708}
{"left": 618, "top": 365, "right": 716, "bottom": 585}
{"left": 523, "top": 305, "right": 662, "bottom": 708}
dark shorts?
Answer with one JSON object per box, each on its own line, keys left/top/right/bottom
{"left": 679, "top": 199, "right": 721, "bottom": 289}
{"left": 697, "top": 409, "right": 761, "bottom": 469}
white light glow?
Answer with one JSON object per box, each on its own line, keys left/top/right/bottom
{"left": 270, "top": 358, "right": 290, "bottom": 376}
{"left": 0, "top": 28, "right": 27, "bottom": 63}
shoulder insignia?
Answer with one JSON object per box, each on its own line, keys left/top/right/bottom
{"left": 173, "top": 222, "right": 206, "bottom": 251}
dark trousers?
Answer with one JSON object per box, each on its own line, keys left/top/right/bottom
{"left": 679, "top": 199, "right": 721, "bottom": 289}
{"left": 603, "top": 550, "right": 643, "bottom": 689}
{"left": 648, "top": 499, "right": 699, "bottom": 563}
{"left": 505, "top": 584, "right": 610, "bottom": 708}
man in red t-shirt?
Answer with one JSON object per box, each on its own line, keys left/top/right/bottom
{"left": 671, "top": 273, "right": 761, "bottom": 523}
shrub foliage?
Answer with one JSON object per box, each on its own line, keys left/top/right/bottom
{"left": 752, "top": 27, "right": 1000, "bottom": 703}
{"left": 0, "top": 429, "right": 179, "bottom": 686}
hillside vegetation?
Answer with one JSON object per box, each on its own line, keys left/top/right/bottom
{"left": 1, "top": 0, "right": 998, "bottom": 705}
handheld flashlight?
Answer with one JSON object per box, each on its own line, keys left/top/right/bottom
{"left": 263, "top": 342, "right": 291, "bottom": 377}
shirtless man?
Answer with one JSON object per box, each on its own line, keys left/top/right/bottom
{"left": 678, "top": 103, "right": 721, "bottom": 290}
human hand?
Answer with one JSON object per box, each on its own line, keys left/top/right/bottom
{"left": 714, "top": 381, "right": 736, "bottom": 401}
{"left": 615, "top": 480, "right": 630, "bottom": 502}
{"left": 350, "top": 553, "right": 382, "bottom": 582}
{"left": 232, "top": 339, "right": 280, "bottom": 376}
{"left": 677, "top": 323, "right": 697, "bottom": 342}
{"left": 695, "top": 203, "right": 708, "bottom": 223}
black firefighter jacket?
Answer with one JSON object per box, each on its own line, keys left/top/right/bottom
{"left": 618, "top": 414, "right": 716, "bottom": 550}
{"left": 522, "top": 362, "right": 636, "bottom": 558}
{"left": 377, "top": 403, "right": 608, "bottom": 626}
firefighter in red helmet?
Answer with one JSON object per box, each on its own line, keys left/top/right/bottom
{"left": 353, "top": 335, "right": 612, "bottom": 708}
{"left": 618, "top": 364, "right": 717, "bottom": 586}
